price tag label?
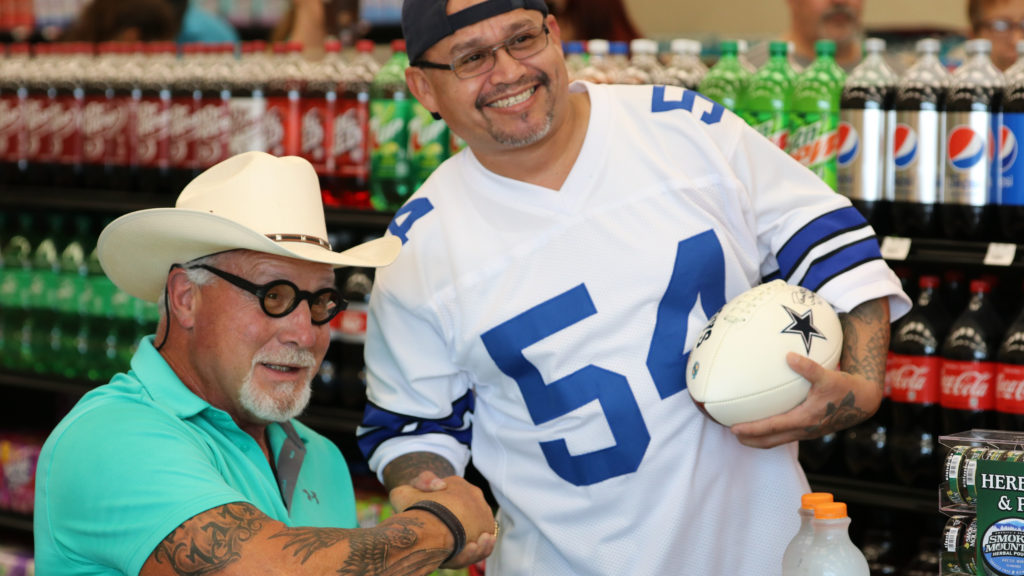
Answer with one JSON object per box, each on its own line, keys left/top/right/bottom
{"left": 880, "top": 236, "right": 912, "bottom": 261}
{"left": 984, "top": 242, "right": 1017, "bottom": 266}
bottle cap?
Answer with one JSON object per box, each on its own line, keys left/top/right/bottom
{"left": 864, "top": 37, "right": 886, "bottom": 54}
{"left": 915, "top": 38, "right": 941, "bottom": 54}
{"left": 920, "top": 275, "right": 941, "bottom": 289}
{"left": 813, "top": 501, "right": 848, "bottom": 519}
{"left": 800, "top": 492, "right": 834, "bottom": 510}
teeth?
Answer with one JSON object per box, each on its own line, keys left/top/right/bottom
{"left": 265, "top": 364, "right": 295, "bottom": 372}
{"left": 489, "top": 87, "right": 535, "bottom": 108}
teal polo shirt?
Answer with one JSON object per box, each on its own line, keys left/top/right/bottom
{"left": 34, "top": 336, "right": 357, "bottom": 576}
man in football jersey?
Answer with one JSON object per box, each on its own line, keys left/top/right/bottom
{"left": 356, "top": 0, "right": 911, "bottom": 574}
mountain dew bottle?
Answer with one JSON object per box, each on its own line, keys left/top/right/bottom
{"left": 370, "top": 39, "right": 412, "bottom": 212}
{"left": 738, "top": 40, "right": 795, "bottom": 149}
{"left": 698, "top": 40, "right": 751, "bottom": 111}
{"left": 408, "top": 100, "right": 449, "bottom": 193}
{"left": 788, "top": 39, "right": 846, "bottom": 189}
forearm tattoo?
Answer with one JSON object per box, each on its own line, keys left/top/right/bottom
{"left": 805, "top": 391, "right": 868, "bottom": 436}
{"left": 382, "top": 451, "right": 456, "bottom": 490}
{"left": 153, "top": 502, "right": 449, "bottom": 575}
{"left": 838, "top": 298, "right": 890, "bottom": 391}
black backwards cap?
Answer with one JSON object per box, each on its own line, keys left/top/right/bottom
{"left": 402, "top": 0, "right": 550, "bottom": 64}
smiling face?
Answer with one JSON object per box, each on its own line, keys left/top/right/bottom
{"left": 405, "top": 1, "right": 571, "bottom": 159}
{"left": 183, "top": 251, "right": 334, "bottom": 426}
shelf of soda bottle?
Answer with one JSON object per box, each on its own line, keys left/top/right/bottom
{"left": 692, "top": 33, "right": 1024, "bottom": 247}
{"left": 0, "top": 34, "right": 463, "bottom": 214}
{"left": 0, "top": 209, "right": 159, "bottom": 384}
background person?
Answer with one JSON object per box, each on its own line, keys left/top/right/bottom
{"left": 33, "top": 151, "right": 497, "bottom": 575}
{"left": 748, "top": 0, "right": 866, "bottom": 71}
{"left": 968, "top": 0, "right": 1024, "bottom": 70}
{"left": 355, "top": 0, "right": 910, "bottom": 574}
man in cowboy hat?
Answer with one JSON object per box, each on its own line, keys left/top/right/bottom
{"left": 33, "top": 151, "right": 497, "bottom": 575}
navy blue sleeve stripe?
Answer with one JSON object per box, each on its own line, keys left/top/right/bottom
{"left": 357, "top": 391, "right": 475, "bottom": 462}
{"left": 776, "top": 206, "right": 871, "bottom": 280}
{"left": 799, "top": 236, "right": 883, "bottom": 292}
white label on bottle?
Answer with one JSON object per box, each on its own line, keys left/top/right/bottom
{"left": 984, "top": 242, "right": 1017, "bottom": 266}
{"left": 880, "top": 236, "right": 912, "bottom": 261}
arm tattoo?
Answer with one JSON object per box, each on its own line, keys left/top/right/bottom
{"left": 382, "top": 451, "right": 456, "bottom": 490}
{"left": 804, "top": 391, "right": 868, "bottom": 435}
{"left": 270, "top": 516, "right": 449, "bottom": 576}
{"left": 153, "top": 503, "right": 264, "bottom": 576}
{"left": 838, "top": 298, "right": 890, "bottom": 391}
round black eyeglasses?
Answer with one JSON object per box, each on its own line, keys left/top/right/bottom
{"left": 194, "top": 264, "right": 346, "bottom": 326}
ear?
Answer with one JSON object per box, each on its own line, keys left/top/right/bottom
{"left": 546, "top": 13, "right": 563, "bottom": 51}
{"left": 406, "top": 66, "right": 440, "bottom": 115}
{"left": 166, "top": 267, "right": 199, "bottom": 331}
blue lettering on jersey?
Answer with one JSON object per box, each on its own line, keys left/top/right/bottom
{"left": 650, "top": 85, "right": 724, "bottom": 126}
{"left": 388, "top": 198, "right": 435, "bottom": 244}
{"left": 481, "top": 232, "right": 727, "bottom": 486}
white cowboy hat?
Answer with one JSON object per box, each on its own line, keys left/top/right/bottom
{"left": 97, "top": 151, "right": 402, "bottom": 303}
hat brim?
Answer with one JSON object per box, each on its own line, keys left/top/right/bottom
{"left": 98, "top": 208, "right": 401, "bottom": 302}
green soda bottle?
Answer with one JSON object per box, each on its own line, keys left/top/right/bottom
{"left": 738, "top": 40, "right": 794, "bottom": 149}
{"left": 369, "top": 39, "right": 412, "bottom": 212}
{"left": 408, "top": 99, "right": 449, "bottom": 193}
{"left": 788, "top": 39, "right": 846, "bottom": 189}
{"left": 698, "top": 40, "right": 751, "bottom": 112}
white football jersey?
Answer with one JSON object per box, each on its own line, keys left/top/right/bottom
{"left": 358, "top": 82, "right": 910, "bottom": 576}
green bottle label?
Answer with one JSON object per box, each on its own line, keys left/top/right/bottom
{"left": 408, "top": 102, "right": 449, "bottom": 191}
{"left": 370, "top": 96, "right": 411, "bottom": 180}
{"left": 788, "top": 111, "right": 839, "bottom": 189}
{"left": 745, "top": 110, "right": 789, "bottom": 149}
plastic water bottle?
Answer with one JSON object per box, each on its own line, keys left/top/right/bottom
{"left": 699, "top": 40, "right": 751, "bottom": 111}
{"left": 799, "top": 502, "right": 870, "bottom": 576}
{"left": 738, "top": 40, "right": 794, "bottom": 149}
{"left": 782, "top": 492, "right": 835, "bottom": 575}
{"left": 369, "top": 39, "right": 411, "bottom": 212}
{"left": 665, "top": 38, "right": 707, "bottom": 90}
{"left": 788, "top": 39, "right": 845, "bottom": 190}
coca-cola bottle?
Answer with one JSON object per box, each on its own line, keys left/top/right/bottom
{"left": 940, "top": 278, "right": 1003, "bottom": 434}
{"left": 996, "top": 289, "right": 1024, "bottom": 430}
{"left": 135, "top": 41, "right": 175, "bottom": 196}
{"left": 890, "top": 38, "right": 948, "bottom": 238}
{"left": 887, "top": 274, "right": 950, "bottom": 488}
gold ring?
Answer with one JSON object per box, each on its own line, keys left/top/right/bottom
{"left": 493, "top": 520, "right": 500, "bottom": 538}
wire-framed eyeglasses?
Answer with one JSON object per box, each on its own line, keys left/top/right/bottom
{"left": 979, "top": 18, "right": 1024, "bottom": 34}
{"left": 194, "top": 264, "right": 346, "bottom": 326}
{"left": 413, "top": 24, "right": 550, "bottom": 79}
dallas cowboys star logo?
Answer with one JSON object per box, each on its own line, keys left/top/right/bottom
{"left": 781, "top": 305, "right": 827, "bottom": 353}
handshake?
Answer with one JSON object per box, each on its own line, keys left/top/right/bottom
{"left": 390, "top": 471, "right": 499, "bottom": 569}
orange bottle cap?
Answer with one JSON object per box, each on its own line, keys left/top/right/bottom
{"left": 814, "top": 502, "right": 848, "bottom": 520}
{"left": 801, "top": 492, "right": 834, "bottom": 510}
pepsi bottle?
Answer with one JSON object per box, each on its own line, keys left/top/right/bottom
{"left": 839, "top": 37, "right": 897, "bottom": 236}
{"left": 941, "top": 38, "right": 1005, "bottom": 242}
{"left": 940, "top": 279, "right": 1003, "bottom": 434}
{"left": 887, "top": 274, "right": 950, "bottom": 489}
{"left": 891, "top": 38, "right": 948, "bottom": 238}
{"left": 1000, "top": 66, "right": 1024, "bottom": 242}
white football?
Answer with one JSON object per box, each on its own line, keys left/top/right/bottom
{"left": 686, "top": 279, "right": 843, "bottom": 426}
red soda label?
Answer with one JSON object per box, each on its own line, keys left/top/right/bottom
{"left": 51, "top": 94, "right": 81, "bottom": 166}
{"left": 332, "top": 95, "right": 369, "bottom": 179}
{"left": 996, "top": 364, "right": 1024, "bottom": 415}
{"left": 300, "top": 96, "right": 332, "bottom": 173}
{"left": 940, "top": 359, "right": 997, "bottom": 410}
{"left": 0, "top": 94, "right": 23, "bottom": 161}
{"left": 228, "top": 96, "right": 267, "bottom": 155}
{"left": 82, "top": 95, "right": 130, "bottom": 166}
{"left": 24, "top": 95, "right": 52, "bottom": 163}
{"left": 886, "top": 352, "right": 941, "bottom": 404}
{"left": 135, "top": 95, "right": 170, "bottom": 168}
{"left": 168, "top": 96, "right": 194, "bottom": 171}
{"left": 266, "top": 92, "right": 301, "bottom": 157}
{"left": 790, "top": 128, "right": 839, "bottom": 169}
{"left": 329, "top": 304, "right": 368, "bottom": 344}
{"left": 191, "top": 100, "right": 231, "bottom": 171}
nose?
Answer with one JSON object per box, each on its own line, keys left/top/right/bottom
{"left": 488, "top": 45, "right": 529, "bottom": 84}
{"left": 279, "top": 300, "right": 322, "bottom": 349}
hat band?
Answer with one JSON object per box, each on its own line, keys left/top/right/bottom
{"left": 267, "top": 233, "right": 332, "bottom": 250}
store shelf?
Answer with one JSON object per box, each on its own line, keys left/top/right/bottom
{"left": 806, "top": 473, "right": 938, "bottom": 514}
{"left": 880, "top": 235, "right": 1024, "bottom": 270}
{"left": 0, "top": 511, "right": 33, "bottom": 534}
{"left": 0, "top": 187, "right": 395, "bottom": 230}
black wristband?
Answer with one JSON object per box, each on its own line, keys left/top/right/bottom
{"left": 406, "top": 500, "right": 467, "bottom": 564}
